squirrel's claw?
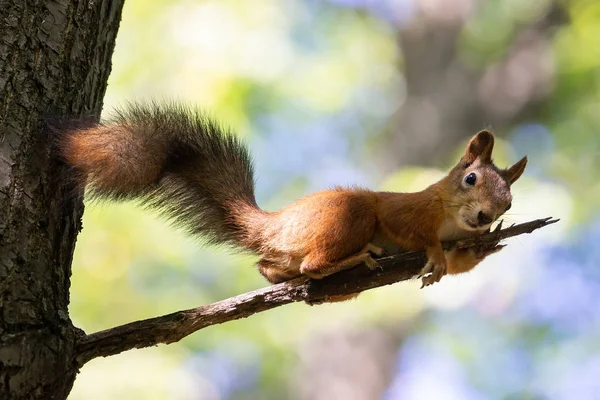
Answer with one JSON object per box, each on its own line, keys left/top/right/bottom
{"left": 419, "top": 259, "right": 446, "bottom": 288}
{"left": 418, "top": 260, "right": 433, "bottom": 280}
{"left": 362, "top": 243, "right": 385, "bottom": 271}
{"left": 363, "top": 255, "right": 381, "bottom": 270}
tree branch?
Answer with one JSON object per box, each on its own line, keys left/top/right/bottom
{"left": 75, "top": 217, "right": 558, "bottom": 366}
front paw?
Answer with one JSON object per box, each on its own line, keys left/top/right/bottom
{"left": 419, "top": 258, "right": 447, "bottom": 288}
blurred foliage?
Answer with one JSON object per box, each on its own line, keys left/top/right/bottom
{"left": 69, "top": 0, "right": 599, "bottom": 399}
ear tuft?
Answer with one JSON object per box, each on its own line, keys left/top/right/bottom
{"left": 505, "top": 156, "right": 528, "bottom": 184}
{"left": 464, "top": 130, "right": 495, "bottom": 164}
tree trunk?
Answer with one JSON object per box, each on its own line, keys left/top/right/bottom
{"left": 0, "top": 1, "right": 123, "bottom": 398}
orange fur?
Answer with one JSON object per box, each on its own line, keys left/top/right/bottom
{"left": 58, "top": 103, "right": 527, "bottom": 301}
{"left": 241, "top": 130, "right": 526, "bottom": 290}
{"left": 62, "top": 125, "right": 166, "bottom": 193}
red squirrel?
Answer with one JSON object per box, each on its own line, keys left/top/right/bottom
{"left": 57, "top": 103, "right": 527, "bottom": 293}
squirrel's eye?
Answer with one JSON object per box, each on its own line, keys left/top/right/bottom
{"left": 505, "top": 203, "right": 512, "bottom": 212}
{"left": 464, "top": 172, "right": 477, "bottom": 186}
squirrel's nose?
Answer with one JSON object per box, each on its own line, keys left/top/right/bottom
{"left": 477, "top": 211, "right": 493, "bottom": 226}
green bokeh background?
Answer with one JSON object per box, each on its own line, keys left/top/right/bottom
{"left": 68, "top": 1, "right": 599, "bottom": 399}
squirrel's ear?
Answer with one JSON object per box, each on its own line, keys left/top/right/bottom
{"left": 464, "top": 130, "right": 494, "bottom": 164}
{"left": 504, "top": 156, "right": 528, "bottom": 184}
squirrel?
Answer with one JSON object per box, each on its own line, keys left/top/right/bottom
{"left": 56, "top": 102, "right": 527, "bottom": 296}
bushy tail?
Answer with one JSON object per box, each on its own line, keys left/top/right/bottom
{"left": 56, "top": 101, "right": 266, "bottom": 248}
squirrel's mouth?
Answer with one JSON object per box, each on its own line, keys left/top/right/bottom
{"left": 459, "top": 212, "right": 491, "bottom": 232}
{"left": 466, "top": 221, "right": 479, "bottom": 229}
{"left": 462, "top": 218, "right": 484, "bottom": 231}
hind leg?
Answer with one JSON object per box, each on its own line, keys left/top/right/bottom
{"left": 299, "top": 243, "right": 384, "bottom": 280}
{"left": 257, "top": 254, "right": 302, "bottom": 284}
{"left": 300, "top": 250, "right": 370, "bottom": 305}
{"left": 300, "top": 244, "right": 384, "bottom": 305}
{"left": 257, "top": 254, "right": 363, "bottom": 304}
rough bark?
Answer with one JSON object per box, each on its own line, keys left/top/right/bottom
{"left": 0, "top": 1, "right": 124, "bottom": 398}
{"left": 75, "top": 218, "right": 557, "bottom": 367}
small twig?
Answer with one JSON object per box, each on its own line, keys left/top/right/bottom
{"left": 75, "top": 217, "right": 558, "bottom": 366}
